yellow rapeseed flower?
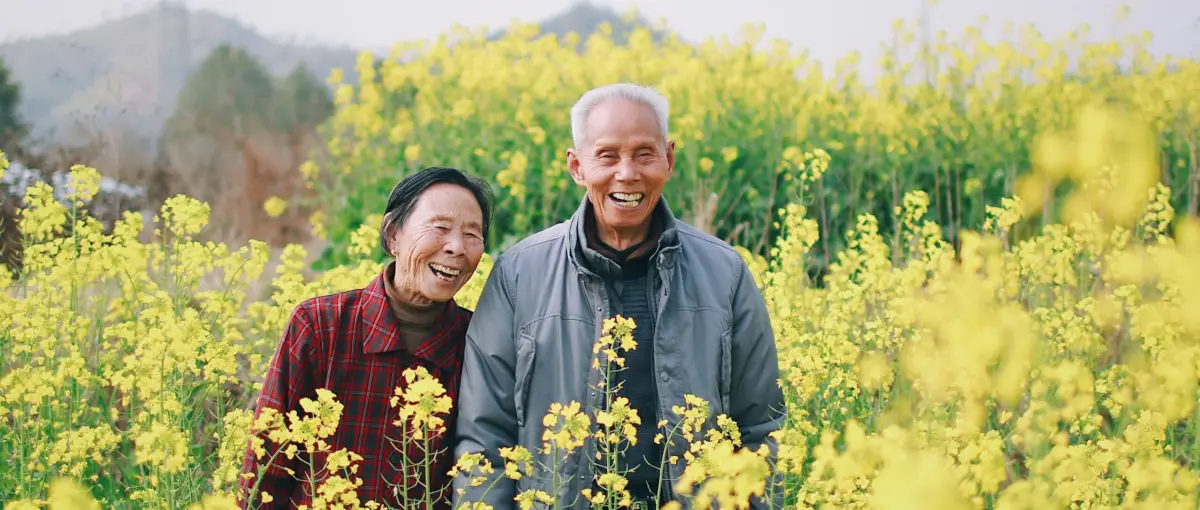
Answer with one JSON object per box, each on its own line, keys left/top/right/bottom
{"left": 263, "top": 196, "right": 288, "bottom": 218}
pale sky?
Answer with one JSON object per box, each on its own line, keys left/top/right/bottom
{"left": 1, "top": 0, "right": 1197, "bottom": 67}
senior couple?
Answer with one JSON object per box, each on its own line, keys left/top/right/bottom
{"left": 239, "top": 84, "right": 785, "bottom": 510}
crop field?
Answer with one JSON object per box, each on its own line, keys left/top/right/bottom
{"left": 2, "top": 10, "right": 1200, "bottom": 510}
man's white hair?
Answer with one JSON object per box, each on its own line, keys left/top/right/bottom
{"left": 570, "top": 83, "right": 670, "bottom": 149}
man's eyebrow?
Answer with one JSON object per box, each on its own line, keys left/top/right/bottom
{"left": 593, "top": 138, "right": 661, "bottom": 150}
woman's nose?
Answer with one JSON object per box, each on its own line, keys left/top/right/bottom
{"left": 443, "top": 232, "right": 465, "bottom": 254}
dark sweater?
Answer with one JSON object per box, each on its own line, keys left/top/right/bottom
{"left": 595, "top": 241, "right": 663, "bottom": 501}
{"left": 614, "top": 254, "right": 662, "bottom": 496}
{"left": 579, "top": 205, "right": 668, "bottom": 501}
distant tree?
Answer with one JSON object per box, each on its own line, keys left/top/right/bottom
{"left": 272, "top": 63, "right": 333, "bottom": 167}
{"left": 159, "top": 44, "right": 282, "bottom": 242}
{"left": 157, "top": 45, "right": 335, "bottom": 246}
{"left": 273, "top": 64, "right": 333, "bottom": 131}
{"left": 0, "top": 56, "right": 28, "bottom": 147}
{"left": 0, "top": 57, "right": 29, "bottom": 271}
{"left": 160, "top": 44, "right": 278, "bottom": 191}
{"left": 164, "top": 44, "right": 277, "bottom": 147}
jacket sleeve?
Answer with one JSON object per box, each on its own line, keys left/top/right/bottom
{"left": 729, "top": 259, "right": 787, "bottom": 510}
{"left": 239, "top": 305, "right": 319, "bottom": 509}
{"left": 452, "top": 259, "right": 518, "bottom": 508}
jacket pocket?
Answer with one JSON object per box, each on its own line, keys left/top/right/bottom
{"left": 515, "top": 330, "right": 537, "bottom": 428}
{"left": 719, "top": 328, "right": 732, "bottom": 416}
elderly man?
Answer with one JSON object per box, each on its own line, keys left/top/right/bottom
{"left": 452, "top": 83, "right": 785, "bottom": 509}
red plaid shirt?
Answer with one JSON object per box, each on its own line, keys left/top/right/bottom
{"left": 240, "top": 264, "right": 471, "bottom": 509}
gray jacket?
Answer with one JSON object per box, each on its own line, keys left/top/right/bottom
{"left": 452, "top": 198, "right": 785, "bottom": 509}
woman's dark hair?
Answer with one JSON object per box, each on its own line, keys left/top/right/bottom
{"left": 379, "top": 166, "right": 495, "bottom": 255}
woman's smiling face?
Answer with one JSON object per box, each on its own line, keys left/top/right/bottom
{"left": 388, "top": 182, "right": 485, "bottom": 305}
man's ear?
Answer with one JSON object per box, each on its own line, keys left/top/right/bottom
{"left": 567, "top": 148, "right": 586, "bottom": 186}
{"left": 665, "top": 140, "right": 676, "bottom": 178}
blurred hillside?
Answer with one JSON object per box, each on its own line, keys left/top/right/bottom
{"left": 0, "top": 1, "right": 658, "bottom": 270}
{"left": 0, "top": 1, "right": 656, "bottom": 149}
{"left": 488, "top": 1, "right": 665, "bottom": 44}
{"left": 0, "top": 3, "right": 361, "bottom": 148}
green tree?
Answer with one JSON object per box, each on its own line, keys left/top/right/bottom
{"left": 272, "top": 63, "right": 333, "bottom": 167}
{"left": 163, "top": 44, "right": 277, "bottom": 148}
{"left": 157, "top": 44, "right": 281, "bottom": 243}
{"left": 0, "top": 56, "right": 27, "bottom": 145}
{"left": 157, "top": 45, "right": 336, "bottom": 246}
{"left": 273, "top": 63, "right": 332, "bottom": 132}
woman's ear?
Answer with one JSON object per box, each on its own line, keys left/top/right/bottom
{"left": 382, "top": 225, "right": 397, "bottom": 257}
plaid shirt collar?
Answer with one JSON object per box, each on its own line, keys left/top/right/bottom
{"left": 358, "top": 263, "right": 464, "bottom": 370}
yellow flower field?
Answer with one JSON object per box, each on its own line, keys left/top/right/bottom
{"left": 3, "top": 7, "right": 1200, "bottom": 510}
{"left": 302, "top": 7, "right": 1199, "bottom": 272}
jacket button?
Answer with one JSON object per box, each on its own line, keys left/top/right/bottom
{"left": 659, "top": 371, "right": 669, "bottom": 382}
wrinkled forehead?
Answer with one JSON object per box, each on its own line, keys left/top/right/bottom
{"left": 410, "top": 186, "right": 484, "bottom": 227}
{"left": 583, "top": 99, "right": 667, "bottom": 148}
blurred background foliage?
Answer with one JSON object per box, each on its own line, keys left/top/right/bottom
{"left": 0, "top": 2, "right": 1196, "bottom": 283}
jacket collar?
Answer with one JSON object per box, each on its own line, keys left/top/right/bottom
{"left": 358, "top": 265, "right": 462, "bottom": 370}
{"left": 567, "top": 195, "right": 680, "bottom": 280}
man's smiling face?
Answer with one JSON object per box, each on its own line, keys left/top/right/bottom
{"left": 567, "top": 98, "right": 675, "bottom": 248}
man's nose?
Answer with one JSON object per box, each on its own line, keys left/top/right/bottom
{"left": 614, "top": 158, "right": 637, "bottom": 180}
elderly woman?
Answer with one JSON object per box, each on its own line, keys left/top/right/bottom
{"left": 240, "top": 166, "right": 493, "bottom": 509}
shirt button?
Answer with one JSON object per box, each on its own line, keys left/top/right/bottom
{"left": 659, "top": 371, "right": 669, "bottom": 382}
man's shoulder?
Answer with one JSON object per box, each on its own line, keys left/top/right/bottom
{"left": 495, "top": 221, "right": 571, "bottom": 266}
{"left": 506, "top": 221, "right": 570, "bottom": 254}
{"left": 477, "top": 221, "right": 574, "bottom": 302}
{"left": 673, "top": 220, "right": 744, "bottom": 268}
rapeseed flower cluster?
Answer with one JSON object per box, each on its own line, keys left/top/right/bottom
{"left": 3, "top": 5, "right": 1200, "bottom": 509}
{"left": 303, "top": 6, "right": 1199, "bottom": 267}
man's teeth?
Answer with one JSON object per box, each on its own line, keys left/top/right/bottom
{"left": 611, "top": 192, "right": 644, "bottom": 202}
{"left": 429, "top": 263, "right": 461, "bottom": 276}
